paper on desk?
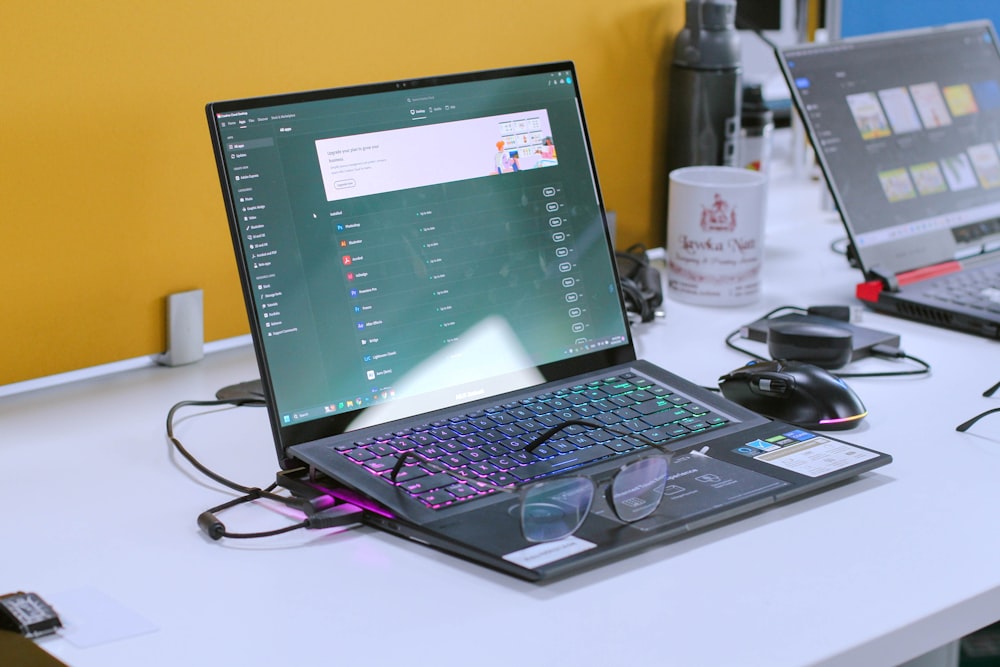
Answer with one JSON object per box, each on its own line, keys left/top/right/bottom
{"left": 48, "top": 587, "right": 157, "bottom": 648}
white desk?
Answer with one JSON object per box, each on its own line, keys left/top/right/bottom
{"left": 3, "top": 167, "right": 999, "bottom": 667}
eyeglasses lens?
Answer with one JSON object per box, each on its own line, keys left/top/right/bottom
{"left": 610, "top": 456, "right": 669, "bottom": 523}
{"left": 521, "top": 477, "right": 594, "bottom": 543}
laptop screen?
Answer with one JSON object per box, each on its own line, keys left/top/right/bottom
{"left": 207, "top": 63, "right": 632, "bottom": 439}
{"left": 780, "top": 21, "right": 1000, "bottom": 276}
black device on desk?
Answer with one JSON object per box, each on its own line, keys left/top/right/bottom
{"left": 742, "top": 311, "right": 901, "bottom": 368}
{"left": 719, "top": 360, "right": 868, "bottom": 431}
{"left": 206, "top": 61, "right": 891, "bottom": 582}
{"left": 777, "top": 21, "right": 1000, "bottom": 339}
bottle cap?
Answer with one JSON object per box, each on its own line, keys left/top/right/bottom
{"left": 674, "top": 0, "right": 741, "bottom": 70}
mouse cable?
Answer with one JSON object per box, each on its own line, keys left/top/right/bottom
{"left": 166, "top": 398, "right": 360, "bottom": 540}
{"left": 723, "top": 306, "right": 932, "bottom": 379}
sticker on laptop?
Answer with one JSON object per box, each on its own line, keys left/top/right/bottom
{"left": 737, "top": 432, "right": 880, "bottom": 478}
{"left": 503, "top": 536, "right": 596, "bottom": 569}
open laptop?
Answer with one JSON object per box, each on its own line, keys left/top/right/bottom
{"left": 206, "top": 62, "right": 890, "bottom": 581}
{"left": 777, "top": 21, "right": 1000, "bottom": 339}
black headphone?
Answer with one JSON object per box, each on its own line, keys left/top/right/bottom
{"left": 616, "top": 245, "right": 663, "bottom": 323}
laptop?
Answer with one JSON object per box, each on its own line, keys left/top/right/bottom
{"left": 206, "top": 62, "right": 890, "bottom": 581}
{"left": 777, "top": 21, "right": 1000, "bottom": 339}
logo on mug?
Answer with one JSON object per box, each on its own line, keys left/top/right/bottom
{"left": 700, "top": 193, "right": 736, "bottom": 232}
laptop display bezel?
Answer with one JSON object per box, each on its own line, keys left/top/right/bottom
{"left": 777, "top": 20, "right": 1000, "bottom": 280}
{"left": 206, "top": 62, "right": 636, "bottom": 468}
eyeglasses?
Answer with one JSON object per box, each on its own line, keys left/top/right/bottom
{"left": 955, "top": 380, "right": 1000, "bottom": 433}
{"left": 389, "top": 419, "right": 675, "bottom": 543}
{"left": 956, "top": 408, "right": 1000, "bottom": 433}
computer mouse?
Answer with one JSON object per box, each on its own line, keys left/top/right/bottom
{"left": 718, "top": 359, "right": 867, "bottom": 430}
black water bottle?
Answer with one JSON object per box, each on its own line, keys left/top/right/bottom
{"left": 667, "top": 0, "right": 743, "bottom": 172}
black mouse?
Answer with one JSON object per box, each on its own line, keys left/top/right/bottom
{"left": 718, "top": 359, "right": 867, "bottom": 430}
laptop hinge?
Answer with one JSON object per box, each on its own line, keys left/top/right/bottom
{"left": 869, "top": 265, "right": 899, "bottom": 291}
{"left": 857, "top": 264, "right": 899, "bottom": 303}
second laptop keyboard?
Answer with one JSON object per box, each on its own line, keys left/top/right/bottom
{"left": 922, "top": 263, "right": 1000, "bottom": 314}
{"left": 334, "top": 371, "right": 731, "bottom": 509}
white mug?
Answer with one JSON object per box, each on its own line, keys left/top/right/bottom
{"left": 667, "top": 166, "right": 768, "bottom": 306}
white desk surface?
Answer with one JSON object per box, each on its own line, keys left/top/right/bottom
{"left": 3, "top": 166, "right": 999, "bottom": 667}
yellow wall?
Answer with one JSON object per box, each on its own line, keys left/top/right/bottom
{"left": 2, "top": 0, "right": 684, "bottom": 385}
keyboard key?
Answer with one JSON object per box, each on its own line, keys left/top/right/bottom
{"left": 595, "top": 412, "right": 624, "bottom": 426}
{"left": 364, "top": 456, "right": 398, "bottom": 473}
{"left": 630, "top": 390, "right": 655, "bottom": 402}
{"left": 483, "top": 443, "right": 510, "bottom": 457}
{"left": 509, "top": 444, "right": 615, "bottom": 482}
{"left": 489, "top": 471, "right": 519, "bottom": 486}
{"left": 438, "top": 439, "right": 465, "bottom": 454}
{"left": 641, "top": 407, "right": 691, "bottom": 427}
{"left": 417, "top": 490, "right": 455, "bottom": 507}
{"left": 613, "top": 406, "right": 643, "bottom": 421}
{"left": 344, "top": 448, "right": 375, "bottom": 463}
{"left": 391, "top": 465, "right": 427, "bottom": 483}
{"left": 491, "top": 456, "right": 519, "bottom": 470}
{"left": 416, "top": 444, "right": 447, "bottom": 459}
{"left": 401, "top": 474, "right": 456, "bottom": 494}
{"left": 461, "top": 449, "right": 490, "bottom": 463}
{"left": 468, "top": 461, "right": 499, "bottom": 475}
{"left": 606, "top": 438, "right": 637, "bottom": 453}
{"left": 391, "top": 438, "right": 418, "bottom": 452}
{"left": 634, "top": 399, "right": 670, "bottom": 415}
{"left": 369, "top": 442, "right": 395, "bottom": 456}
{"left": 440, "top": 455, "right": 466, "bottom": 468}
{"left": 490, "top": 412, "right": 517, "bottom": 424}
{"left": 448, "top": 483, "right": 480, "bottom": 499}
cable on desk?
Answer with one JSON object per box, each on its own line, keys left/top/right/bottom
{"left": 723, "top": 304, "right": 932, "bottom": 379}
{"left": 166, "top": 398, "right": 273, "bottom": 498}
{"left": 166, "top": 398, "right": 361, "bottom": 540}
{"left": 836, "top": 344, "right": 931, "bottom": 379}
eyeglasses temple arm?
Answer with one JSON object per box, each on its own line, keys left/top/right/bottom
{"left": 390, "top": 451, "right": 416, "bottom": 481}
{"left": 525, "top": 419, "right": 601, "bottom": 452}
{"left": 524, "top": 419, "right": 668, "bottom": 454}
{"left": 956, "top": 406, "right": 1000, "bottom": 432}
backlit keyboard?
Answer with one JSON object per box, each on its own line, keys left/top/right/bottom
{"left": 334, "top": 372, "right": 730, "bottom": 509}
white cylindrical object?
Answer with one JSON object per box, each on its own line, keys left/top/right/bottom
{"left": 667, "top": 166, "right": 768, "bottom": 306}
